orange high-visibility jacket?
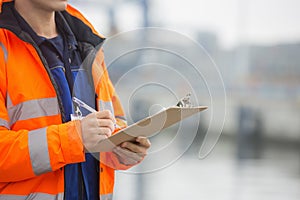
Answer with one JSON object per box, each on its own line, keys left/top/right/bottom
{"left": 0, "top": 1, "right": 131, "bottom": 199}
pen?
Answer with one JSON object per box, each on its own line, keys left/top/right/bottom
{"left": 72, "top": 97, "right": 120, "bottom": 128}
{"left": 73, "top": 97, "right": 97, "bottom": 113}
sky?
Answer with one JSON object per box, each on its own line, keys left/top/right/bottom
{"left": 153, "top": 0, "right": 300, "bottom": 48}
{"left": 70, "top": 0, "right": 300, "bottom": 49}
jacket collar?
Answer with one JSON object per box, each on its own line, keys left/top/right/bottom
{"left": 0, "top": 1, "right": 22, "bottom": 36}
{"left": 12, "top": 6, "right": 78, "bottom": 49}
{"left": 0, "top": 0, "right": 12, "bottom": 13}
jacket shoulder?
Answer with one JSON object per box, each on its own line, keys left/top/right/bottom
{"left": 66, "top": 4, "right": 105, "bottom": 39}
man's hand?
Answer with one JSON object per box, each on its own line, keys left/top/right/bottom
{"left": 113, "top": 136, "right": 151, "bottom": 165}
{"left": 80, "top": 110, "right": 115, "bottom": 152}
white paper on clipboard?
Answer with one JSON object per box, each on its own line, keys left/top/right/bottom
{"left": 97, "top": 106, "right": 208, "bottom": 152}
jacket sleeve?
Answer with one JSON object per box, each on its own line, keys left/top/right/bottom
{"left": 0, "top": 45, "right": 85, "bottom": 182}
{"left": 0, "top": 122, "right": 85, "bottom": 182}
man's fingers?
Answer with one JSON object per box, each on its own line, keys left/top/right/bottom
{"left": 95, "top": 110, "right": 114, "bottom": 120}
{"left": 120, "top": 137, "right": 151, "bottom": 155}
{"left": 113, "top": 146, "right": 142, "bottom": 164}
{"left": 81, "top": 110, "right": 117, "bottom": 152}
{"left": 82, "top": 131, "right": 109, "bottom": 152}
{"left": 98, "top": 127, "right": 112, "bottom": 137}
{"left": 97, "top": 119, "right": 115, "bottom": 132}
{"left": 121, "top": 141, "right": 147, "bottom": 155}
{"left": 136, "top": 137, "right": 151, "bottom": 148}
{"left": 113, "top": 137, "right": 151, "bottom": 165}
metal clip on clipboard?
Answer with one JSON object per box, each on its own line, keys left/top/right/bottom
{"left": 176, "top": 93, "right": 192, "bottom": 108}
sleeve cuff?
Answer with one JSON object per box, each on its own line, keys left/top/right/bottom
{"left": 59, "top": 120, "right": 85, "bottom": 164}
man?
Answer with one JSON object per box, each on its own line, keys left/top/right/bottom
{"left": 0, "top": 0, "right": 151, "bottom": 199}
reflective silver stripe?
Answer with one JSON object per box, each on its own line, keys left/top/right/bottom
{"left": 6, "top": 92, "right": 13, "bottom": 109}
{"left": 98, "top": 100, "right": 114, "bottom": 115}
{"left": 0, "top": 42, "right": 8, "bottom": 63}
{"left": 0, "top": 118, "right": 9, "bottom": 129}
{"left": 8, "top": 97, "right": 60, "bottom": 126}
{"left": 100, "top": 193, "right": 113, "bottom": 200}
{"left": 115, "top": 115, "right": 126, "bottom": 121}
{"left": 28, "top": 128, "right": 52, "bottom": 175}
{"left": 0, "top": 193, "right": 64, "bottom": 200}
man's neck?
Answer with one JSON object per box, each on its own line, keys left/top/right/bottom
{"left": 14, "top": 2, "right": 58, "bottom": 38}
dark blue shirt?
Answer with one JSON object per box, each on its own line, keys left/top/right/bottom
{"left": 13, "top": 8, "right": 100, "bottom": 200}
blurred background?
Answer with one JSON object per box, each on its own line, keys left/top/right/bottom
{"left": 70, "top": 0, "right": 300, "bottom": 199}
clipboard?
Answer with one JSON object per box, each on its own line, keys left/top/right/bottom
{"left": 98, "top": 106, "right": 208, "bottom": 152}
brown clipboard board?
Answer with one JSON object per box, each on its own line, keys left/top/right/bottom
{"left": 97, "top": 106, "right": 208, "bottom": 152}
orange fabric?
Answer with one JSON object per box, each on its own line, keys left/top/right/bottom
{"left": 0, "top": 171, "right": 64, "bottom": 195}
{"left": 0, "top": 127, "right": 35, "bottom": 182}
{"left": 66, "top": 4, "right": 105, "bottom": 38}
{"left": 0, "top": 38, "right": 8, "bottom": 124}
{"left": 0, "top": 5, "right": 85, "bottom": 195}
{"left": 4, "top": 31, "right": 57, "bottom": 105}
{"left": 0, "top": 1, "right": 130, "bottom": 197}
{"left": 11, "top": 115, "right": 62, "bottom": 131}
{"left": 92, "top": 49, "right": 106, "bottom": 94}
{"left": 0, "top": 0, "right": 11, "bottom": 13}
{"left": 47, "top": 121, "right": 85, "bottom": 171}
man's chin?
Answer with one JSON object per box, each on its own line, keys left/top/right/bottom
{"left": 53, "top": 2, "right": 68, "bottom": 12}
